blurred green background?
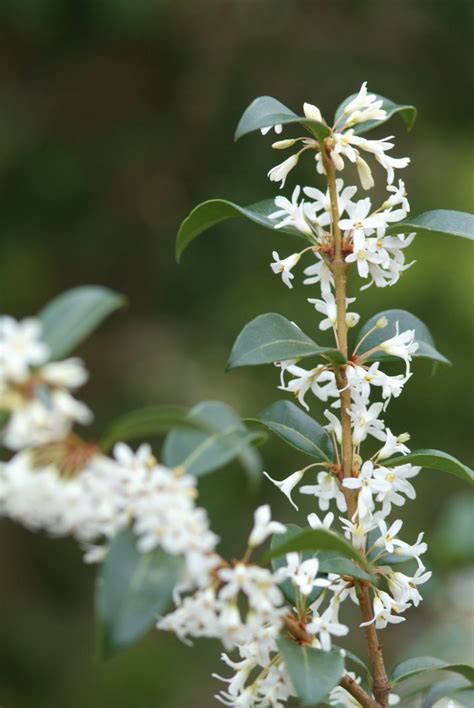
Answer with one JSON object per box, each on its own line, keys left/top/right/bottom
{"left": 0, "top": 1, "right": 473, "bottom": 706}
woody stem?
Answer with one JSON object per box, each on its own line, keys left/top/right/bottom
{"left": 322, "top": 141, "right": 391, "bottom": 707}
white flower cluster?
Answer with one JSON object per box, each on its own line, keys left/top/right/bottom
{"left": 261, "top": 86, "right": 432, "bottom": 665}
{"left": 0, "top": 316, "right": 92, "bottom": 450}
{"left": 0, "top": 443, "right": 218, "bottom": 578}
{"left": 158, "top": 505, "right": 361, "bottom": 707}
{"left": 269, "top": 179, "right": 414, "bottom": 293}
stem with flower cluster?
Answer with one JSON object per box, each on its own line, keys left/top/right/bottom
{"left": 321, "top": 142, "right": 391, "bottom": 707}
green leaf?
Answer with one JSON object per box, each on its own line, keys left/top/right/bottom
{"left": 228, "top": 313, "right": 345, "bottom": 370}
{"left": 253, "top": 400, "right": 334, "bottom": 462}
{"left": 317, "top": 552, "right": 375, "bottom": 582}
{"left": 100, "top": 405, "right": 206, "bottom": 453}
{"left": 334, "top": 92, "right": 416, "bottom": 134}
{"left": 390, "top": 210, "right": 474, "bottom": 241}
{"left": 390, "top": 656, "right": 474, "bottom": 685}
{"left": 0, "top": 410, "right": 9, "bottom": 428}
{"left": 278, "top": 639, "right": 344, "bottom": 705}
{"left": 95, "top": 528, "right": 183, "bottom": 656}
{"left": 452, "top": 687, "right": 474, "bottom": 707}
{"left": 175, "top": 198, "right": 306, "bottom": 262}
{"left": 421, "top": 677, "right": 472, "bottom": 708}
{"left": 38, "top": 286, "right": 126, "bottom": 360}
{"left": 262, "top": 527, "right": 371, "bottom": 571}
{"left": 384, "top": 449, "right": 474, "bottom": 486}
{"left": 162, "top": 400, "right": 264, "bottom": 477}
{"left": 235, "top": 95, "right": 331, "bottom": 142}
{"left": 355, "top": 309, "right": 450, "bottom": 365}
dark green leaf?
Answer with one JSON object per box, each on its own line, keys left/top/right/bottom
{"left": 0, "top": 410, "right": 10, "bottom": 428}
{"left": 228, "top": 313, "right": 345, "bottom": 370}
{"left": 390, "top": 656, "right": 474, "bottom": 685}
{"left": 38, "top": 286, "right": 126, "bottom": 360}
{"left": 175, "top": 198, "right": 306, "bottom": 262}
{"left": 235, "top": 95, "right": 330, "bottom": 142}
{"left": 421, "top": 677, "right": 472, "bottom": 708}
{"left": 384, "top": 449, "right": 474, "bottom": 486}
{"left": 389, "top": 210, "right": 474, "bottom": 241}
{"left": 262, "top": 527, "right": 371, "bottom": 571}
{"left": 162, "top": 400, "right": 264, "bottom": 477}
{"left": 334, "top": 93, "right": 416, "bottom": 134}
{"left": 100, "top": 405, "right": 206, "bottom": 453}
{"left": 355, "top": 309, "right": 450, "bottom": 365}
{"left": 253, "top": 400, "right": 334, "bottom": 462}
{"left": 278, "top": 639, "right": 344, "bottom": 705}
{"left": 95, "top": 528, "right": 183, "bottom": 656}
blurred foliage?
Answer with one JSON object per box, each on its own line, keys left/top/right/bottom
{"left": 0, "top": 0, "right": 473, "bottom": 706}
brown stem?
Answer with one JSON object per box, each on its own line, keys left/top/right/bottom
{"left": 357, "top": 585, "right": 392, "bottom": 707}
{"left": 340, "top": 674, "right": 378, "bottom": 708}
{"left": 322, "top": 142, "right": 390, "bottom": 706}
{"left": 282, "top": 614, "right": 377, "bottom": 707}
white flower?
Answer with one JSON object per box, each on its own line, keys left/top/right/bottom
{"left": 280, "top": 364, "right": 337, "bottom": 410}
{"left": 324, "top": 410, "right": 343, "bottom": 445}
{"left": 391, "top": 532, "right": 428, "bottom": 568}
{"left": 339, "top": 198, "right": 387, "bottom": 250}
{"left": 339, "top": 82, "right": 387, "bottom": 129}
{"left": 269, "top": 186, "right": 314, "bottom": 236}
{"left": 285, "top": 554, "right": 331, "bottom": 596}
{"left": 263, "top": 469, "right": 304, "bottom": 510}
{"left": 307, "top": 511, "right": 334, "bottom": 530}
{"left": 360, "top": 592, "right": 406, "bottom": 630}
{"left": 303, "top": 257, "right": 334, "bottom": 294}
{"left": 378, "top": 325, "right": 418, "bottom": 374}
{"left": 376, "top": 428, "right": 410, "bottom": 460}
{"left": 387, "top": 566, "right": 432, "bottom": 607}
{"left": 300, "top": 471, "right": 347, "bottom": 513}
{"left": 41, "top": 358, "right": 89, "bottom": 388}
{"left": 308, "top": 292, "right": 358, "bottom": 332}
{"left": 248, "top": 504, "right": 285, "bottom": 547}
{"left": 267, "top": 153, "right": 299, "bottom": 188}
{"left": 307, "top": 605, "right": 349, "bottom": 651}
{"left": 0, "top": 316, "right": 49, "bottom": 382}
{"left": 343, "top": 461, "right": 390, "bottom": 518}
{"left": 340, "top": 515, "right": 377, "bottom": 552}
{"left": 270, "top": 250, "right": 301, "bottom": 288}
{"left": 373, "top": 462, "right": 420, "bottom": 515}
{"left": 374, "top": 518, "right": 404, "bottom": 554}
{"left": 349, "top": 400, "right": 385, "bottom": 445}
{"left": 260, "top": 123, "right": 283, "bottom": 136}
{"left": 275, "top": 358, "right": 298, "bottom": 388}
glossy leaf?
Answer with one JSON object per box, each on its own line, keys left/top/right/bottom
{"left": 334, "top": 93, "right": 416, "bottom": 134}
{"left": 100, "top": 405, "right": 207, "bottom": 452}
{"left": 235, "top": 95, "right": 330, "bottom": 142}
{"left": 262, "top": 527, "right": 371, "bottom": 571}
{"left": 390, "top": 209, "right": 474, "bottom": 241}
{"left": 421, "top": 676, "right": 472, "bottom": 708}
{"left": 390, "top": 656, "right": 474, "bottom": 685}
{"left": 162, "top": 400, "right": 264, "bottom": 477}
{"left": 278, "top": 639, "right": 344, "bottom": 705}
{"left": 384, "top": 449, "right": 474, "bottom": 486}
{"left": 355, "top": 309, "right": 450, "bottom": 365}
{"left": 228, "top": 313, "right": 345, "bottom": 370}
{"left": 96, "top": 528, "right": 183, "bottom": 656}
{"left": 175, "top": 198, "right": 306, "bottom": 262}
{"left": 38, "top": 286, "right": 126, "bottom": 360}
{"left": 253, "top": 400, "right": 334, "bottom": 462}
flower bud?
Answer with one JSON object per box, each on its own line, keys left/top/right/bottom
{"left": 397, "top": 432, "right": 411, "bottom": 443}
{"left": 272, "top": 138, "right": 297, "bottom": 150}
{"left": 376, "top": 316, "right": 388, "bottom": 329}
{"left": 346, "top": 313, "right": 360, "bottom": 328}
{"left": 303, "top": 102, "right": 323, "bottom": 123}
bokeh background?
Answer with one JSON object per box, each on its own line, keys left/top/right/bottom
{"left": 0, "top": 1, "right": 473, "bottom": 706}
